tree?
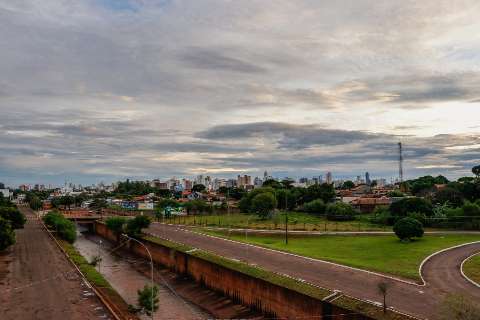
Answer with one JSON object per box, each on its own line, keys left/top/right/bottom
{"left": 472, "top": 165, "right": 480, "bottom": 180}
{"left": 0, "top": 207, "right": 26, "bottom": 229}
{"left": 90, "top": 197, "right": 107, "bottom": 212}
{"left": 325, "top": 202, "right": 356, "bottom": 221}
{"left": 303, "top": 183, "right": 336, "bottom": 203}
{"left": 262, "top": 179, "right": 283, "bottom": 189}
{"left": 303, "top": 199, "right": 326, "bottom": 215}
{"left": 377, "top": 282, "right": 390, "bottom": 314}
{"left": 251, "top": 192, "right": 277, "bottom": 219}
{"left": 393, "top": 217, "right": 424, "bottom": 241}
{"left": 435, "top": 187, "right": 464, "bottom": 207}
{"left": 29, "top": 195, "right": 42, "bottom": 211}
{"left": 0, "top": 217, "right": 15, "bottom": 251}
{"left": 125, "top": 215, "right": 151, "bottom": 238}
{"left": 341, "top": 181, "right": 355, "bottom": 190}
{"left": 192, "top": 184, "right": 206, "bottom": 192}
{"left": 238, "top": 187, "right": 276, "bottom": 213}
{"left": 275, "top": 189, "right": 296, "bottom": 210}
{"left": 389, "top": 197, "right": 433, "bottom": 217}
{"left": 137, "top": 285, "right": 159, "bottom": 316}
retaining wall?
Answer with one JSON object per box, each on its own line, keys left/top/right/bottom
{"left": 94, "top": 222, "right": 375, "bottom": 320}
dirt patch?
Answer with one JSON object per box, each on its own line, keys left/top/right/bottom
{"left": 0, "top": 207, "right": 112, "bottom": 320}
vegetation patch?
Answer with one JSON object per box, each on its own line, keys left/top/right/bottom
{"left": 463, "top": 253, "right": 480, "bottom": 285}
{"left": 197, "top": 230, "right": 480, "bottom": 280}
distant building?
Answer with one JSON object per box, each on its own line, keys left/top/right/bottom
{"left": 0, "top": 182, "right": 4, "bottom": 189}
{"left": 326, "top": 172, "right": 333, "bottom": 184}
{"left": 365, "top": 172, "right": 371, "bottom": 186}
{"left": 237, "top": 175, "right": 252, "bottom": 188}
{"left": 0, "top": 189, "right": 10, "bottom": 199}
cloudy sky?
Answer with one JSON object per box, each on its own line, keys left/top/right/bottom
{"left": 1, "top": 0, "right": 480, "bottom": 186}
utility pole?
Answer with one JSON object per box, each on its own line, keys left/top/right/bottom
{"left": 285, "top": 186, "right": 288, "bottom": 245}
{"left": 398, "top": 142, "right": 404, "bottom": 183}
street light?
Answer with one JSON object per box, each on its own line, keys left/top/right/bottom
{"left": 122, "top": 234, "right": 154, "bottom": 320}
{"left": 284, "top": 186, "right": 288, "bottom": 245}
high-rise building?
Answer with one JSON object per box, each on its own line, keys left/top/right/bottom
{"left": 326, "top": 172, "right": 333, "bottom": 184}
{"left": 365, "top": 172, "right": 371, "bottom": 185}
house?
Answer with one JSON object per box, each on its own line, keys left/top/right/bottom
{"left": 350, "top": 197, "right": 391, "bottom": 213}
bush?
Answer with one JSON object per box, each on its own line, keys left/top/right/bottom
{"left": 326, "top": 202, "right": 356, "bottom": 221}
{"left": 42, "top": 211, "right": 77, "bottom": 243}
{"left": 462, "top": 201, "right": 480, "bottom": 217}
{"left": 393, "top": 217, "right": 424, "bottom": 241}
{"left": 251, "top": 192, "right": 277, "bottom": 219}
{"left": 0, "top": 206, "right": 26, "bottom": 229}
{"left": 0, "top": 217, "right": 15, "bottom": 251}
{"left": 303, "top": 199, "right": 326, "bottom": 215}
{"left": 105, "top": 217, "right": 127, "bottom": 236}
{"left": 137, "top": 285, "right": 159, "bottom": 316}
{"left": 370, "top": 207, "right": 395, "bottom": 225}
{"left": 125, "top": 215, "right": 151, "bottom": 238}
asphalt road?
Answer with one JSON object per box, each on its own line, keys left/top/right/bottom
{"left": 0, "top": 207, "right": 111, "bottom": 320}
{"left": 147, "top": 223, "right": 480, "bottom": 320}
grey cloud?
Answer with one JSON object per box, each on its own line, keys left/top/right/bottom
{"left": 197, "top": 122, "right": 389, "bottom": 148}
{"left": 180, "top": 47, "right": 267, "bottom": 74}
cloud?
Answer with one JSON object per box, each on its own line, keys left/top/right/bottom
{"left": 1, "top": 0, "right": 480, "bottom": 185}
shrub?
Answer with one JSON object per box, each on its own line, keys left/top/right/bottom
{"left": 105, "top": 217, "right": 127, "bottom": 236}
{"left": 0, "top": 217, "right": 15, "bottom": 251}
{"left": 326, "top": 202, "right": 356, "bottom": 221}
{"left": 393, "top": 217, "right": 424, "bottom": 241}
{"left": 303, "top": 199, "right": 326, "bottom": 215}
{"left": 125, "top": 215, "right": 151, "bottom": 238}
{"left": 462, "top": 201, "right": 480, "bottom": 217}
{"left": 42, "top": 211, "right": 76, "bottom": 243}
{"left": 0, "top": 206, "right": 26, "bottom": 229}
{"left": 137, "top": 285, "right": 159, "bottom": 316}
{"left": 370, "top": 207, "right": 395, "bottom": 225}
{"left": 407, "top": 212, "right": 427, "bottom": 226}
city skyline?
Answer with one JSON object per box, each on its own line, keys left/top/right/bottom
{"left": 1, "top": 1, "right": 480, "bottom": 185}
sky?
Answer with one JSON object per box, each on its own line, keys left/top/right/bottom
{"left": 1, "top": 0, "right": 480, "bottom": 187}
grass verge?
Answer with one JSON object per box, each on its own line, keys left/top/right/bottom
{"left": 164, "top": 212, "right": 390, "bottom": 231}
{"left": 197, "top": 229, "right": 480, "bottom": 281}
{"left": 463, "top": 253, "right": 480, "bottom": 285}
{"left": 58, "top": 239, "right": 138, "bottom": 320}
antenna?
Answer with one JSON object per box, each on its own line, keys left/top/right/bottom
{"left": 398, "top": 142, "right": 404, "bottom": 183}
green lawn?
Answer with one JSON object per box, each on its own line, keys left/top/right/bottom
{"left": 164, "top": 211, "right": 391, "bottom": 231}
{"left": 199, "top": 229, "right": 480, "bottom": 281}
{"left": 463, "top": 254, "right": 480, "bottom": 285}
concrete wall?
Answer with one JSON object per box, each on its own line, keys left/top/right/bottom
{"left": 95, "top": 222, "right": 371, "bottom": 320}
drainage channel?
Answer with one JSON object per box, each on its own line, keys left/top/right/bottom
{"left": 74, "top": 233, "right": 210, "bottom": 320}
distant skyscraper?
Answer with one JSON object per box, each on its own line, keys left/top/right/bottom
{"left": 326, "top": 172, "right": 333, "bottom": 184}
{"left": 365, "top": 172, "right": 371, "bottom": 185}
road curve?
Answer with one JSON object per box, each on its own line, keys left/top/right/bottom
{"left": 422, "top": 242, "right": 480, "bottom": 299}
{"left": 146, "top": 223, "right": 480, "bottom": 319}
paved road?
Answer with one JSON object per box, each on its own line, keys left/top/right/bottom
{"left": 0, "top": 207, "right": 111, "bottom": 320}
{"left": 147, "top": 223, "right": 480, "bottom": 320}
{"left": 423, "top": 242, "right": 480, "bottom": 297}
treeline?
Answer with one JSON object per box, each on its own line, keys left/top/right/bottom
{"left": 0, "top": 195, "right": 26, "bottom": 251}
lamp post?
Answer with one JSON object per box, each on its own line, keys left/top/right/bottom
{"left": 122, "top": 234, "right": 154, "bottom": 320}
{"left": 284, "top": 186, "right": 288, "bottom": 245}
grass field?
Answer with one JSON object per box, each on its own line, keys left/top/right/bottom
{"left": 198, "top": 229, "right": 480, "bottom": 281}
{"left": 163, "top": 211, "right": 391, "bottom": 231}
{"left": 463, "top": 253, "right": 480, "bottom": 285}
